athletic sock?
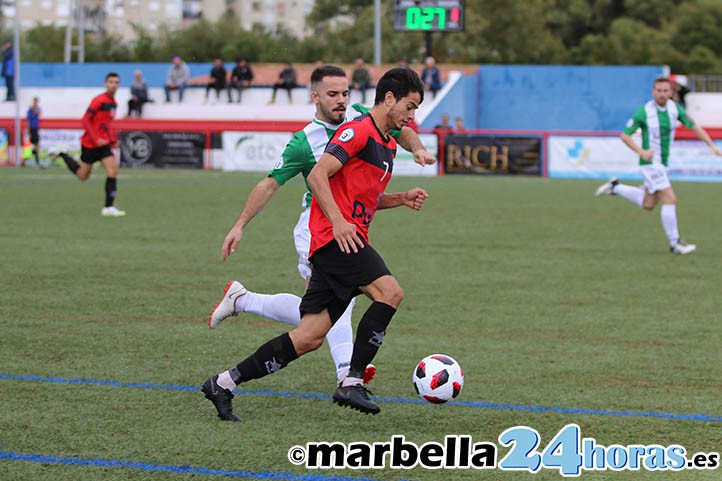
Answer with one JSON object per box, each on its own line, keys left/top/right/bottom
{"left": 661, "top": 204, "right": 680, "bottom": 246}
{"left": 59, "top": 153, "right": 79, "bottom": 174}
{"left": 105, "top": 177, "right": 117, "bottom": 207}
{"left": 239, "top": 291, "right": 301, "bottom": 325}
{"left": 326, "top": 298, "right": 356, "bottom": 382}
{"left": 229, "top": 333, "right": 299, "bottom": 384}
{"left": 32, "top": 149, "right": 39, "bottom": 164}
{"left": 612, "top": 184, "right": 644, "bottom": 207}
{"left": 216, "top": 370, "right": 237, "bottom": 391}
{"left": 349, "top": 302, "right": 396, "bottom": 377}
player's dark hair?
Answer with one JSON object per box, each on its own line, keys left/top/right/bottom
{"left": 655, "top": 76, "right": 671, "bottom": 85}
{"left": 105, "top": 72, "right": 119, "bottom": 81}
{"left": 310, "top": 65, "right": 346, "bottom": 88}
{"left": 374, "top": 66, "right": 424, "bottom": 105}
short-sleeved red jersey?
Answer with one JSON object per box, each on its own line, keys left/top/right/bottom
{"left": 308, "top": 113, "right": 397, "bottom": 257}
{"left": 81, "top": 92, "right": 117, "bottom": 149}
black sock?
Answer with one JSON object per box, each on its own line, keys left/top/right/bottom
{"left": 349, "top": 302, "right": 396, "bottom": 376}
{"left": 33, "top": 149, "right": 39, "bottom": 164}
{"left": 60, "top": 153, "right": 79, "bottom": 174}
{"left": 105, "top": 177, "right": 117, "bottom": 207}
{"left": 230, "top": 333, "right": 299, "bottom": 384}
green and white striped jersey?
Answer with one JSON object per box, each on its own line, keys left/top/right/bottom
{"left": 268, "top": 103, "right": 401, "bottom": 208}
{"left": 623, "top": 100, "right": 695, "bottom": 166}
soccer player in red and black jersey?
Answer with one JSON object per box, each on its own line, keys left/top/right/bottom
{"left": 201, "top": 67, "right": 433, "bottom": 420}
{"left": 57, "top": 72, "right": 125, "bottom": 217}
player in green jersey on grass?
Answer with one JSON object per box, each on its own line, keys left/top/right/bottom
{"left": 203, "top": 66, "right": 435, "bottom": 418}
{"left": 596, "top": 76, "right": 722, "bottom": 254}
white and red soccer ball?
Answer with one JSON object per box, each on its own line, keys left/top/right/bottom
{"left": 412, "top": 354, "right": 464, "bottom": 403}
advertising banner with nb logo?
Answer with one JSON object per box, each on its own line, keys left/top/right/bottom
{"left": 119, "top": 131, "right": 205, "bottom": 168}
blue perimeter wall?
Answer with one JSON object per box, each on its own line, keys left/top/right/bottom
{"left": 421, "top": 65, "right": 665, "bottom": 132}
{"left": 20, "top": 63, "right": 664, "bottom": 132}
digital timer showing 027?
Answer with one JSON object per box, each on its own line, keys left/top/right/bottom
{"left": 392, "top": 0, "right": 465, "bottom": 32}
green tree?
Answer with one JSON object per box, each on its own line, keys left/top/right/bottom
{"left": 671, "top": 0, "right": 722, "bottom": 57}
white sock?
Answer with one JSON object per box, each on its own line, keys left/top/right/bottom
{"left": 613, "top": 184, "right": 644, "bottom": 207}
{"left": 217, "top": 370, "right": 237, "bottom": 391}
{"left": 238, "top": 291, "right": 301, "bottom": 326}
{"left": 326, "top": 298, "right": 356, "bottom": 382}
{"left": 660, "top": 204, "right": 679, "bottom": 246}
{"left": 341, "top": 376, "right": 363, "bottom": 387}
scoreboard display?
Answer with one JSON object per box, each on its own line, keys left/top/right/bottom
{"left": 392, "top": 0, "right": 465, "bottom": 32}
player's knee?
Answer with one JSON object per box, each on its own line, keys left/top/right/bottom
{"left": 291, "top": 330, "right": 324, "bottom": 355}
{"left": 380, "top": 285, "right": 404, "bottom": 309}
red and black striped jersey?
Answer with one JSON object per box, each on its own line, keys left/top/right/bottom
{"left": 81, "top": 91, "right": 117, "bottom": 149}
{"left": 309, "top": 113, "right": 397, "bottom": 257}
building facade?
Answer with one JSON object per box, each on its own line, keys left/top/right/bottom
{"left": 2, "top": 0, "right": 314, "bottom": 41}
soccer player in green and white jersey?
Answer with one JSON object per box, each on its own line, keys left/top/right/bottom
{"left": 207, "top": 66, "right": 435, "bottom": 400}
{"left": 596, "top": 76, "right": 722, "bottom": 255}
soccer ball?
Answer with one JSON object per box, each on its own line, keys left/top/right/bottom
{"left": 412, "top": 354, "right": 464, "bottom": 404}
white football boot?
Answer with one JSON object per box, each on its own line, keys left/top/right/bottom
{"left": 101, "top": 206, "right": 126, "bottom": 217}
{"left": 595, "top": 177, "right": 619, "bottom": 196}
{"left": 670, "top": 240, "right": 696, "bottom": 255}
{"left": 209, "top": 281, "right": 247, "bottom": 328}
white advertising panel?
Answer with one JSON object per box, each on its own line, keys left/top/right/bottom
{"left": 222, "top": 132, "right": 293, "bottom": 172}
{"left": 394, "top": 133, "right": 439, "bottom": 176}
{"left": 549, "top": 135, "right": 722, "bottom": 182}
{"left": 548, "top": 135, "right": 640, "bottom": 180}
{"left": 222, "top": 131, "right": 438, "bottom": 176}
{"left": 669, "top": 140, "right": 722, "bottom": 182}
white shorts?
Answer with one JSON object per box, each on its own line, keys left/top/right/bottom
{"left": 640, "top": 164, "right": 671, "bottom": 194}
{"left": 292, "top": 207, "right": 312, "bottom": 280}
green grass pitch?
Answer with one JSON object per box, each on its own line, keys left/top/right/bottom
{"left": 0, "top": 167, "right": 720, "bottom": 481}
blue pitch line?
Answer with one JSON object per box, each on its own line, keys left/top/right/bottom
{"left": 0, "top": 450, "right": 410, "bottom": 481}
{"left": 2, "top": 373, "right": 721, "bottom": 423}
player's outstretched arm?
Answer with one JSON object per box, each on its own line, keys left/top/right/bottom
{"left": 691, "top": 125, "right": 722, "bottom": 156}
{"left": 221, "top": 176, "right": 281, "bottom": 261}
{"left": 308, "top": 153, "right": 364, "bottom": 254}
{"left": 620, "top": 133, "right": 653, "bottom": 162}
{"left": 378, "top": 187, "right": 429, "bottom": 210}
{"left": 398, "top": 127, "right": 436, "bottom": 166}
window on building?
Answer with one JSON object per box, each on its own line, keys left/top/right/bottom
{"left": 182, "top": 0, "right": 202, "bottom": 18}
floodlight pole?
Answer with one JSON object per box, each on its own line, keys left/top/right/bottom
{"left": 374, "top": 0, "right": 381, "bottom": 65}
{"left": 64, "top": 0, "right": 85, "bottom": 63}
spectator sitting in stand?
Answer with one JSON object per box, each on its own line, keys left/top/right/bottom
{"left": 228, "top": 58, "right": 253, "bottom": 103}
{"left": 268, "top": 61, "right": 297, "bottom": 104}
{"left": 205, "top": 57, "right": 227, "bottom": 104}
{"left": 351, "top": 58, "right": 371, "bottom": 104}
{"left": 164, "top": 55, "right": 190, "bottom": 103}
{"left": 127, "top": 70, "right": 150, "bottom": 118}
{"left": 421, "top": 56, "right": 442, "bottom": 99}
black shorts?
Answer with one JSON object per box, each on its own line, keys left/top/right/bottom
{"left": 300, "top": 241, "right": 392, "bottom": 322}
{"left": 29, "top": 128, "right": 39, "bottom": 144}
{"left": 81, "top": 145, "right": 114, "bottom": 164}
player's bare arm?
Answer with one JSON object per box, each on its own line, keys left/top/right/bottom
{"left": 221, "top": 177, "right": 281, "bottom": 261}
{"left": 378, "top": 187, "right": 429, "bottom": 211}
{"left": 307, "top": 153, "right": 364, "bottom": 254}
{"left": 621, "top": 132, "right": 653, "bottom": 162}
{"left": 691, "top": 125, "right": 722, "bottom": 156}
{"left": 397, "top": 127, "right": 436, "bottom": 166}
